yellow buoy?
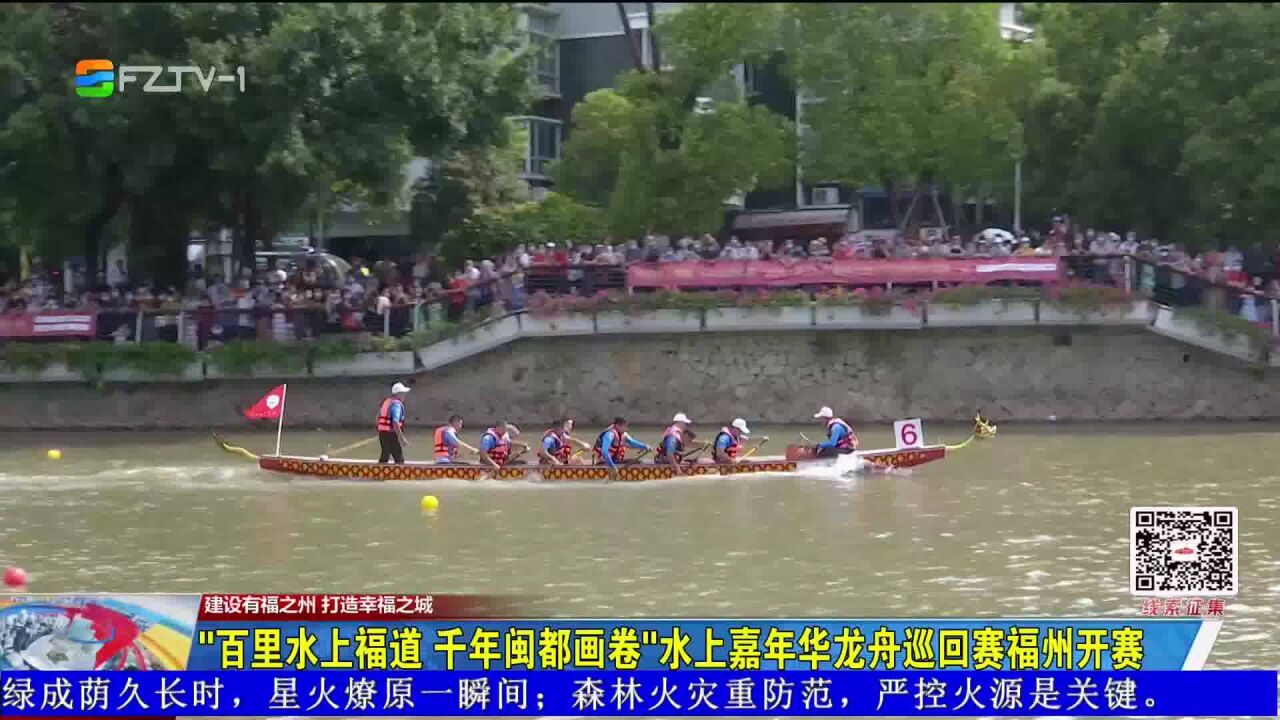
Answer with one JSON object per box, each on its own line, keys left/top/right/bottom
{"left": 420, "top": 495, "right": 439, "bottom": 511}
{"left": 46, "top": 449, "right": 62, "bottom": 461}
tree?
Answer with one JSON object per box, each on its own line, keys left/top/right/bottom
{"left": 554, "top": 4, "right": 793, "bottom": 237}
{"left": 784, "top": 3, "right": 1023, "bottom": 231}
{"left": 1156, "top": 3, "right": 1280, "bottom": 245}
{"left": 1015, "top": 4, "right": 1165, "bottom": 232}
{"left": 416, "top": 121, "right": 530, "bottom": 269}
{"left": 0, "top": 3, "right": 530, "bottom": 284}
{"left": 1020, "top": 3, "right": 1280, "bottom": 245}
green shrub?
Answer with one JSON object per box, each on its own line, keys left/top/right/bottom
{"left": 121, "top": 343, "right": 199, "bottom": 377}
{"left": 1179, "top": 306, "right": 1272, "bottom": 357}
{"left": 309, "top": 337, "right": 361, "bottom": 363}
{"left": 65, "top": 343, "right": 129, "bottom": 384}
{"left": 929, "top": 285, "right": 1042, "bottom": 308}
{"left": 206, "top": 341, "right": 307, "bottom": 376}
{"left": 1045, "top": 285, "right": 1135, "bottom": 316}
{"left": 1, "top": 343, "right": 63, "bottom": 374}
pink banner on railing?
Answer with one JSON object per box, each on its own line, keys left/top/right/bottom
{"left": 627, "top": 258, "right": 1064, "bottom": 289}
{"left": 0, "top": 312, "right": 97, "bottom": 338}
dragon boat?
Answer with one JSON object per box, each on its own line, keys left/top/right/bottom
{"left": 214, "top": 417, "right": 995, "bottom": 483}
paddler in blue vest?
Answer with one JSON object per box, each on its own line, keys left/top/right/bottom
{"left": 375, "top": 382, "right": 412, "bottom": 464}
{"left": 593, "top": 417, "right": 651, "bottom": 478}
{"left": 540, "top": 418, "right": 591, "bottom": 465}
{"left": 812, "top": 406, "right": 859, "bottom": 458}
{"left": 433, "top": 414, "right": 479, "bottom": 464}
{"left": 713, "top": 418, "right": 751, "bottom": 464}
{"left": 655, "top": 412, "right": 696, "bottom": 474}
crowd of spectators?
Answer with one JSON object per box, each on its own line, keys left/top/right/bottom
{"left": 5, "top": 215, "right": 1280, "bottom": 333}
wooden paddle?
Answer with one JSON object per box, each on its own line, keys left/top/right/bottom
{"left": 678, "top": 441, "right": 712, "bottom": 462}
{"left": 324, "top": 436, "right": 378, "bottom": 458}
{"left": 477, "top": 446, "right": 529, "bottom": 481}
{"left": 739, "top": 436, "right": 770, "bottom": 460}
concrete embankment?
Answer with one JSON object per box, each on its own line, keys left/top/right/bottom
{"left": 1, "top": 326, "right": 1278, "bottom": 430}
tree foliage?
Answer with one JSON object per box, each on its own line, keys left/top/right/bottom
{"left": 0, "top": 3, "right": 529, "bottom": 281}
{"left": 784, "top": 3, "right": 1024, "bottom": 229}
{"left": 555, "top": 4, "right": 794, "bottom": 237}
{"left": 1019, "top": 3, "right": 1280, "bottom": 245}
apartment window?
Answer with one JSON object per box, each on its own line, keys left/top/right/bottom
{"left": 741, "top": 63, "right": 758, "bottom": 95}
{"left": 525, "top": 8, "right": 560, "bottom": 96}
{"left": 811, "top": 186, "right": 841, "bottom": 206}
{"left": 519, "top": 117, "right": 562, "bottom": 178}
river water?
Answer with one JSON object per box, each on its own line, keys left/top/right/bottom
{"left": 0, "top": 423, "right": 1277, "bottom": 675}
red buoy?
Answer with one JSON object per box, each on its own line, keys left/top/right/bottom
{"left": 3, "top": 566, "right": 27, "bottom": 588}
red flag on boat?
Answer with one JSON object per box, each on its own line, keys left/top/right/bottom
{"left": 244, "top": 385, "right": 286, "bottom": 420}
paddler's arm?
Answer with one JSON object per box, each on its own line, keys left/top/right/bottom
{"left": 713, "top": 433, "right": 734, "bottom": 463}
{"left": 600, "top": 432, "right": 618, "bottom": 469}
{"left": 622, "top": 433, "right": 649, "bottom": 451}
{"left": 815, "top": 423, "right": 845, "bottom": 450}
{"left": 568, "top": 435, "right": 592, "bottom": 450}
{"left": 392, "top": 402, "right": 410, "bottom": 447}
{"left": 539, "top": 435, "right": 563, "bottom": 465}
{"left": 478, "top": 434, "right": 500, "bottom": 468}
{"left": 447, "top": 429, "right": 478, "bottom": 455}
{"left": 657, "top": 435, "right": 683, "bottom": 474}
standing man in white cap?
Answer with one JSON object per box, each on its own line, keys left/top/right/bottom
{"left": 713, "top": 418, "right": 751, "bottom": 464}
{"left": 656, "top": 413, "right": 697, "bottom": 473}
{"left": 376, "top": 382, "right": 412, "bottom": 464}
{"left": 812, "top": 406, "right": 858, "bottom": 458}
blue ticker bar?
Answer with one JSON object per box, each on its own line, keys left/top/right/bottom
{"left": 0, "top": 670, "right": 1275, "bottom": 716}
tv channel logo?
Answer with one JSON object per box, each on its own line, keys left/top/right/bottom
{"left": 75, "top": 59, "right": 115, "bottom": 98}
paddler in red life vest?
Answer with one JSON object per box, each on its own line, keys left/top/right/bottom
{"left": 813, "top": 406, "right": 859, "bottom": 458}
{"left": 713, "top": 418, "right": 751, "bottom": 464}
{"left": 655, "top": 412, "right": 696, "bottom": 474}
{"left": 478, "top": 421, "right": 531, "bottom": 468}
{"left": 434, "top": 414, "right": 479, "bottom": 464}
{"left": 593, "top": 417, "right": 651, "bottom": 475}
{"left": 375, "top": 382, "right": 412, "bottom": 464}
{"left": 539, "top": 418, "right": 591, "bottom": 465}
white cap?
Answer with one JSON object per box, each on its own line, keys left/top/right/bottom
{"left": 814, "top": 406, "right": 834, "bottom": 419}
{"left": 731, "top": 418, "right": 751, "bottom": 435}
{"left": 672, "top": 413, "right": 692, "bottom": 424}
{"left": 391, "top": 382, "right": 411, "bottom": 394}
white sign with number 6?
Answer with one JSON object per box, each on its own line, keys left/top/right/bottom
{"left": 894, "top": 419, "right": 924, "bottom": 449}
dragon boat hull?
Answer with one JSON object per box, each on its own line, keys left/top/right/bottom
{"left": 254, "top": 444, "right": 948, "bottom": 483}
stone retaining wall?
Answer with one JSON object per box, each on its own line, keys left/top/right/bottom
{"left": 1, "top": 326, "right": 1277, "bottom": 430}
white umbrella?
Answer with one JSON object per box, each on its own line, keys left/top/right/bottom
{"left": 979, "top": 228, "right": 1016, "bottom": 244}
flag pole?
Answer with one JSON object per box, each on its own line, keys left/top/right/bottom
{"left": 274, "top": 384, "right": 287, "bottom": 457}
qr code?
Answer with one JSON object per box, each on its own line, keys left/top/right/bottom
{"left": 1131, "top": 507, "right": 1238, "bottom": 596}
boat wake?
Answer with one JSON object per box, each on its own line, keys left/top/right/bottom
{"left": 0, "top": 465, "right": 266, "bottom": 491}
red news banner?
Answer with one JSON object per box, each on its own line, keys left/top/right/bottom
{"left": 197, "top": 593, "right": 522, "bottom": 621}
{"left": 0, "top": 312, "right": 96, "bottom": 339}
{"left": 626, "top": 257, "right": 1064, "bottom": 289}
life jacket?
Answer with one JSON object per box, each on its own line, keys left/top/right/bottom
{"left": 592, "top": 425, "right": 627, "bottom": 464}
{"left": 715, "top": 428, "right": 741, "bottom": 461}
{"left": 433, "top": 426, "right": 458, "bottom": 462}
{"left": 481, "top": 428, "right": 510, "bottom": 466}
{"left": 827, "top": 418, "right": 857, "bottom": 449}
{"left": 543, "top": 429, "right": 572, "bottom": 463}
{"left": 656, "top": 424, "right": 685, "bottom": 462}
{"left": 375, "top": 397, "right": 402, "bottom": 433}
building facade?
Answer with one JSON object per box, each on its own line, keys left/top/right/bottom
{"left": 519, "top": 2, "right": 1029, "bottom": 219}
{"left": 315, "top": 3, "right": 1030, "bottom": 249}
